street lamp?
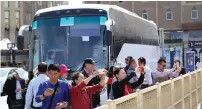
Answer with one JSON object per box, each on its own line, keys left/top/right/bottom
{"left": 7, "top": 43, "right": 15, "bottom": 63}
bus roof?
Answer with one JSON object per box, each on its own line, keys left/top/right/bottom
{"left": 35, "top": 4, "right": 156, "bottom": 26}
{"left": 35, "top": 4, "right": 111, "bottom": 16}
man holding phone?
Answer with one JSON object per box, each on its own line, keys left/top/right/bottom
{"left": 138, "top": 57, "right": 153, "bottom": 89}
{"left": 81, "top": 58, "right": 101, "bottom": 108}
{"left": 152, "top": 58, "right": 179, "bottom": 84}
{"left": 35, "top": 64, "right": 70, "bottom": 109}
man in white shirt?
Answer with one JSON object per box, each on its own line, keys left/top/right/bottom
{"left": 138, "top": 57, "right": 153, "bottom": 89}
{"left": 25, "top": 62, "right": 49, "bottom": 109}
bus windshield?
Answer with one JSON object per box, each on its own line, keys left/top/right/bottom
{"left": 32, "top": 15, "right": 108, "bottom": 71}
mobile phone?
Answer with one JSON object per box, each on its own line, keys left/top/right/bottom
{"left": 47, "top": 88, "right": 54, "bottom": 92}
{"left": 138, "top": 66, "right": 144, "bottom": 73}
{"left": 94, "top": 70, "right": 100, "bottom": 74}
{"left": 98, "top": 69, "right": 105, "bottom": 74}
{"left": 94, "top": 69, "right": 105, "bottom": 74}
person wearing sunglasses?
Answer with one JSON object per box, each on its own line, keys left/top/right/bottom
{"left": 151, "top": 58, "right": 178, "bottom": 84}
{"left": 124, "top": 56, "right": 133, "bottom": 72}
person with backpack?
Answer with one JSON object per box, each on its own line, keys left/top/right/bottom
{"left": 35, "top": 64, "right": 70, "bottom": 109}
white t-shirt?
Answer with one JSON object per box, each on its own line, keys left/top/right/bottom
{"left": 16, "top": 80, "right": 22, "bottom": 100}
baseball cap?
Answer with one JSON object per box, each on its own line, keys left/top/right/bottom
{"left": 83, "top": 58, "right": 96, "bottom": 65}
{"left": 60, "top": 64, "right": 70, "bottom": 75}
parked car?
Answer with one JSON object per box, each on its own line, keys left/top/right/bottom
{"left": 0, "top": 68, "right": 28, "bottom": 96}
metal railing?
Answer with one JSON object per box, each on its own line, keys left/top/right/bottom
{"left": 96, "top": 69, "right": 202, "bottom": 109}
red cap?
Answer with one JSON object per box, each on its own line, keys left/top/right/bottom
{"left": 60, "top": 64, "right": 70, "bottom": 75}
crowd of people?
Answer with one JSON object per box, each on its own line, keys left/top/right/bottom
{"left": 107, "top": 56, "right": 186, "bottom": 100}
{"left": 2, "top": 56, "right": 187, "bottom": 109}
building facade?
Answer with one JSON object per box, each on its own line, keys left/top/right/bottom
{"left": 85, "top": 1, "right": 202, "bottom": 29}
{"left": 0, "top": 1, "right": 68, "bottom": 45}
{"left": 85, "top": 1, "right": 202, "bottom": 66}
{"left": 0, "top": 1, "right": 68, "bottom": 66}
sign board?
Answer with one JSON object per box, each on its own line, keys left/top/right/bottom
{"left": 185, "top": 51, "right": 195, "bottom": 73}
{"left": 189, "top": 41, "right": 202, "bottom": 48}
{"left": 164, "top": 46, "right": 183, "bottom": 69}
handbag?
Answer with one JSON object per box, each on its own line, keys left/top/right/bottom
{"left": 10, "top": 99, "right": 24, "bottom": 109}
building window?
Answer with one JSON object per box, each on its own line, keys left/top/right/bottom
{"left": 16, "top": 11, "right": 20, "bottom": 29}
{"left": 97, "top": 1, "right": 101, "bottom": 4}
{"left": 191, "top": 7, "right": 198, "bottom": 19}
{"left": 4, "top": 1, "right": 9, "bottom": 8}
{"left": 26, "top": 13, "right": 32, "bottom": 21}
{"left": 166, "top": 8, "right": 173, "bottom": 20}
{"left": 48, "top": 2, "right": 53, "bottom": 7}
{"left": 4, "top": 11, "right": 10, "bottom": 29}
{"left": 37, "top": 1, "right": 42, "bottom": 5}
{"left": 62, "top": 1, "right": 68, "bottom": 5}
{"left": 142, "top": 10, "right": 148, "bottom": 19}
{"left": 118, "top": 1, "right": 124, "bottom": 4}
{"left": 15, "top": 1, "right": 20, "bottom": 8}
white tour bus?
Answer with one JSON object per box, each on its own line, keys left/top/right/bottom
{"left": 17, "top": 4, "right": 160, "bottom": 105}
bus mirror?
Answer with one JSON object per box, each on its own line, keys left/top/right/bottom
{"left": 106, "top": 30, "right": 112, "bottom": 46}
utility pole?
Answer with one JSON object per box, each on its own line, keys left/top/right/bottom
{"left": 159, "top": 28, "right": 165, "bottom": 58}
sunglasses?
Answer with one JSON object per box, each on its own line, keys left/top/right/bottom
{"left": 125, "top": 58, "right": 128, "bottom": 61}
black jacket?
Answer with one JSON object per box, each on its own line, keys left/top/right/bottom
{"left": 81, "top": 70, "right": 101, "bottom": 108}
{"left": 112, "top": 73, "right": 144, "bottom": 99}
{"left": 3, "top": 77, "right": 26, "bottom": 104}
